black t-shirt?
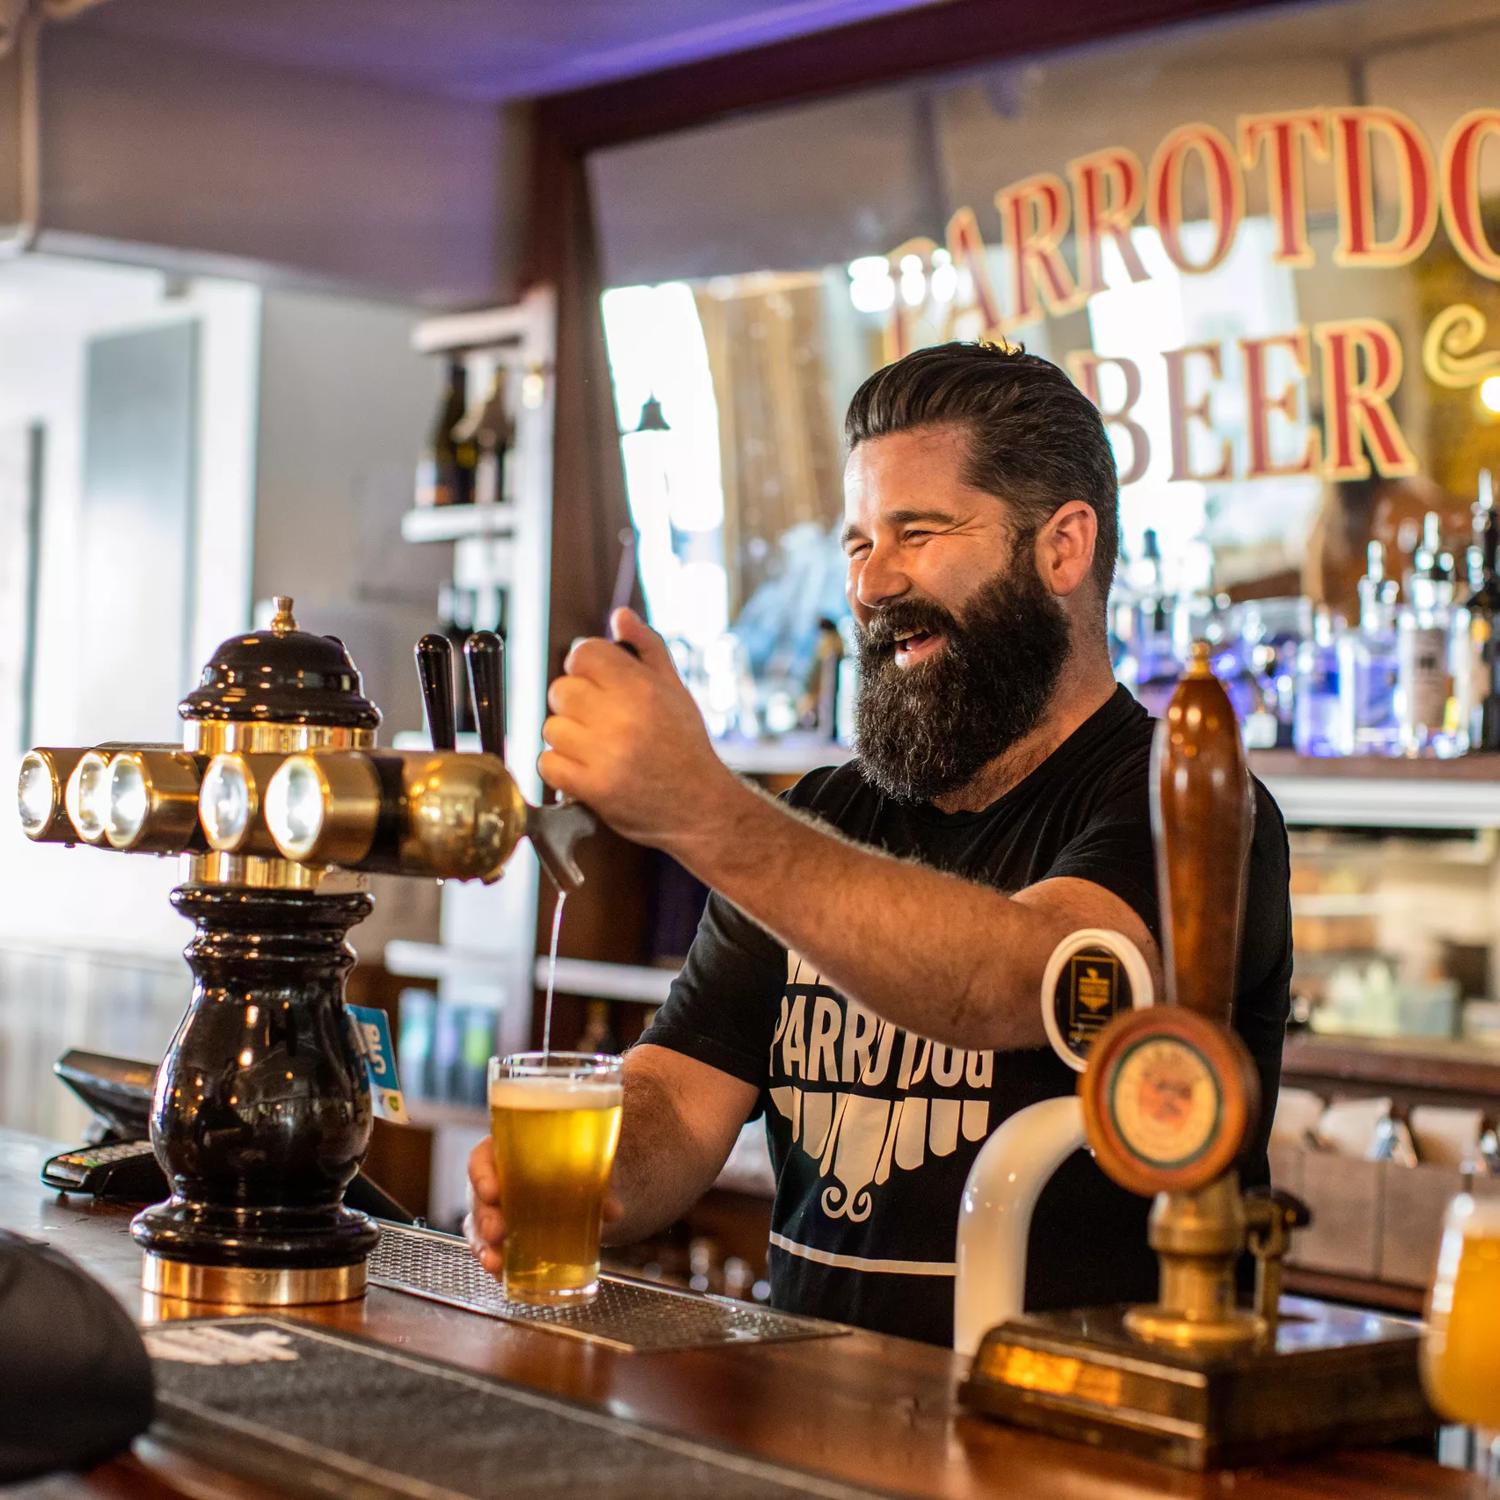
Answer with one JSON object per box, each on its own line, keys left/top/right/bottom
{"left": 639, "top": 686, "right": 1293, "bottom": 1346}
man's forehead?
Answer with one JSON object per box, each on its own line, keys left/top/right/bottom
{"left": 842, "top": 426, "right": 987, "bottom": 525}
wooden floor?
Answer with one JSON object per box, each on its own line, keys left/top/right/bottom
{"left": 0, "top": 1130, "right": 1476, "bottom": 1500}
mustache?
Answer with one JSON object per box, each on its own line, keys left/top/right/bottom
{"left": 856, "top": 600, "right": 960, "bottom": 653}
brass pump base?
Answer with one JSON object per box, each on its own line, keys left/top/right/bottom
{"left": 141, "top": 1254, "right": 366, "bottom": 1308}
{"left": 961, "top": 1297, "right": 1432, "bottom": 1470}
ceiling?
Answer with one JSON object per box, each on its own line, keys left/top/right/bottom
{"left": 72, "top": 0, "right": 950, "bottom": 103}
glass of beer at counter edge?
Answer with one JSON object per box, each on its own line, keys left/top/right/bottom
{"left": 488, "top": 1051, "right": 624, "bottom": 1307}
{"left": 1422, "top": 1192, "right": 1500, "bottom": 1491}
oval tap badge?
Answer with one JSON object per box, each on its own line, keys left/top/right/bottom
{"left": 1080, "top": 1007, "right": 1259, "bottom": 1198}
{"left": 1040, "top": 928, "right": 1154, "bottom": 1073}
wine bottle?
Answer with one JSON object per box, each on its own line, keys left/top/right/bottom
{"left": 415, "top": 360, "right": 475, "bottom": 509}
{"left": 455, "top": 368, "right": 514, "bottom": 509}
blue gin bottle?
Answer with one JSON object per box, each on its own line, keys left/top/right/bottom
{"left": 1294, "top": 606, "right": 1342, "bottom": 757}
{"left": 1336, "top": 541, "right": 1400, "bottom": 756}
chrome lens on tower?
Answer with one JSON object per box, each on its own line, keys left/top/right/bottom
{"left": 64, "top": 751, "right": 113, "bottom": 844}
{"left": 265, "top": 756, "right": 328, "bottom": 858}
{"left": 199, "top": 754, "right": 254, "bottom": 851}
{"left": 17, "top": 751, "right": 68, "bottom": 839}
{"left": 102, "top": 750, "right": 206, "bottom": 853}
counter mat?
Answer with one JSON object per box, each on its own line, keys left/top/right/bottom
{"left": 367, "top": 1221, "right": 848, "bottom": 1352}
{"left": 145, "top": 1318, "right": 893, "bottom": 1500}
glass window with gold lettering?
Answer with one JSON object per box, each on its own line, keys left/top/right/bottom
{"left": 592, "top": 0, "right": 1500, "bottom": 762}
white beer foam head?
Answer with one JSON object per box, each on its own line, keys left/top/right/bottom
{"left": 489, "top": 1076, "right": 622, "bottom": 1111}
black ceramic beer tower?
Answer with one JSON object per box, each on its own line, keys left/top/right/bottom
{"left": 17, "top": 599, "right": 594, "bottom": 1306}
{"left": 135, "top": 601, "right": 381, "bottom": 1304}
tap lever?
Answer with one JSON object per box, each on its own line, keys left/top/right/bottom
{"left": 464, "top": 632, "right": 506, "bottom": 762}
{"left": 415, "top": 634, "right": 457, "bottom": 751}
{"left": 1244, "top": 1187, "right": 1310, "bottom": 1333}
{"left": 526, "top": 799, "right": 596, "bottom": 894}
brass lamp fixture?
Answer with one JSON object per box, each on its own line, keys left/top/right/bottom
{"left": 15, "top": 597, "right": 594, "bottom": 1308}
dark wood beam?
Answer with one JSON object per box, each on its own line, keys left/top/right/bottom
{"left": 535, "top": 0, "right": 1304, "bottom": 153}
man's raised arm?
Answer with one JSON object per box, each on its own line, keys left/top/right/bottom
{"left": 538, "top": 610, "right": 1161, "bottom": 1056}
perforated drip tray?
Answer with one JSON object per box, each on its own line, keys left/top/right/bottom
{"left": 368, "top": 1222, "right": 849, "bottom": 1353}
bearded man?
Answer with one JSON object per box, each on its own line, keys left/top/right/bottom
{"left": 466, "top": 341, "right": 1293, "bottom": 1347}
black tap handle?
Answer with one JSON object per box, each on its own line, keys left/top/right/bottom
{"left": 415, "top": 634, "right": 456, "bottom": 751}
{"left": 465, "top": 631, "right": 506, "bottom": 761}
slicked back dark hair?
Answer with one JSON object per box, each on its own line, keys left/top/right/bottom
{"left": 844, "top": 342, "right": 1120, "bottom": 620}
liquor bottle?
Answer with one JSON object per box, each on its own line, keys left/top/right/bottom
{"left": 1456, "top": 471, "right": 1500, "bottom": 753}
{"left": 1336, "top": 541, "right": 1400, "bottom": 756}
{"left": 1128, "top": 597, "right": 1181, "bottom": 717}
{"left": 454, "top": 366, "right": 514, "bottom": 508}
{"left": 415, "top": 360, "right": 475, "bottom": 508}
{"left": 1397, "top": 511, "right": 1458, "bottom": 756}
{"left": 1294, "top": 606, "right": 1341, "bottom": 757}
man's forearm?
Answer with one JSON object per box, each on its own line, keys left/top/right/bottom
{"left": 661, "top": 778, "right": 1082, "bottom": 1053}
{"left": 603, "top": 1067, "right": 728, "bottom": 1246}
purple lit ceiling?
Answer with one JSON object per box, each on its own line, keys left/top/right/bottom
{"left": 76, "top": 0, "right": 951, "bottom": 102}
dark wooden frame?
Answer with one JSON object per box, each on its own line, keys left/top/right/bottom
{"left": 532, "top": 0, "right": 1303, "bottom": 154}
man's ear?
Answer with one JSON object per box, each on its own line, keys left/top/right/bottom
{"left": 1037, "top": 501, "right": 1097, "bottom": 598}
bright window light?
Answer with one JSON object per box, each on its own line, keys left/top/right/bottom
{"left": 847, "top": 256, "right": 895, "bottom": 314}
{"left": 601, "top": 283, "right": 729, "bottom": 648}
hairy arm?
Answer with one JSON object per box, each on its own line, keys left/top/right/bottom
{"left": 542, "top": 615, "right": 1161, "bottom": 1053}
{"left": 466, "top": 1045, "right": 756, "bottom": 1269}
{"left": 665, "top": 778, "right": 1159, "bottom": 1051}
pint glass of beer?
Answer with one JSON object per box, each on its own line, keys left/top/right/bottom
{"left": 488, "top": 1052, "right": 623, "bottom": 1306}
{"left": 1422, "top": 1192, "right": 1500, "bottom": 1488}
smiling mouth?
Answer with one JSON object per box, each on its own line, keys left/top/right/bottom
{"left": 892, "top": 629, "right": 945, "bottom": 667}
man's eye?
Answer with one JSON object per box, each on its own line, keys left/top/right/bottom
{"left": 902, "top": 530, "right": 933, "bottom": 543}
{"left": 845, "top": 542, "right": 870, "bottom": 560}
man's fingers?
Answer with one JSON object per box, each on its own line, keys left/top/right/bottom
{"left": 541, "top": 713, "right": 593, "bottom": 762}
{"left": 538, "top": 747, "right": 588, "bottom": 802}
{"left": 546, "top": 674, "right": 599, "bottom": 719}
{"left": 610, "top": 608, "right": 675, "bottom": 676}
{"left": 467, "top": 1139, "right": 500, "bottom": 1204}
{"left": 564, "top": 635, "right": 638, "bottom": 688}
{"left": 469, "top": 1202, "right": 507, "bottom": 1246}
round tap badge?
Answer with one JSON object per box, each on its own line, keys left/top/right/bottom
{"left": 1080, "top": 1007, "right": 1258, "bottom": 1198}
{"left": 1040, "top": 928, "right": 1154, "bottom": 1073}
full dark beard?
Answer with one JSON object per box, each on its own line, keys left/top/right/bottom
{"left": 853, "top": 557, "right": 1071, "bottom": 803}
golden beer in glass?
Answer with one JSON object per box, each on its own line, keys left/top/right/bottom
{"left": 1422, "top": 1193, "right": 1500, "bottom": 1486}
{"left": 488, "top": 1052, "right": 623, "bottom": 1306}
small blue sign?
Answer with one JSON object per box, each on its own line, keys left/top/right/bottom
{"left": 348, "top": 1003, "right": 410, "bottom": 1124}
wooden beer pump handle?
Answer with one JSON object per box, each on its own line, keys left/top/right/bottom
{"left": 1150, "top": 639, "right": 1252, "bottom": 1023}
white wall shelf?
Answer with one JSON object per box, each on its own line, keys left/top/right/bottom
{"left": 531, "top": 957, "right": 675, "bottom": 1005}
{"left": 400, "top": 503, "right": 518, "bottom": 545}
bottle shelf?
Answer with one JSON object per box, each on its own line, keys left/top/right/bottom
{"left": 716, "top": 736, "right": 852, "bottom": 776}
{"left": 712, "top": 739, "right": 1500, "bottom": 829}
{"left": 400, "top": 504, "right": 518, "bottom": 545}
{"left": 1251, "top": 750, "right": 1500, "bottom": 829}
{"left": 532, "top": 957, "right": 675, "bottom": 1005}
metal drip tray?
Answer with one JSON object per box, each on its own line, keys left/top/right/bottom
{"left": 368, "top": 1222, "right": 848, "bottom": 1352}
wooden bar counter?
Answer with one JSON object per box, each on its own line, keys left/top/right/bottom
{"left": 0, "top": 1130, "right": 1468, "bottom": 1500}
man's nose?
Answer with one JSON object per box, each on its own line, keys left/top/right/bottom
{"left": 853, "top": 546, "right": 910, "bottom": 610}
